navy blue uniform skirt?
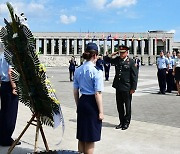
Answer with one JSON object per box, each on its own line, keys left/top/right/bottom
{"left": 77, "top": 94, "right": 102, "bottom": 142}
{"left": 175, "top": 67, "right": 180, "bottom": 81}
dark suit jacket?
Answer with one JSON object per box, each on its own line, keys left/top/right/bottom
{"left": 111, "top": 56, "right": 137, "bottom": 91}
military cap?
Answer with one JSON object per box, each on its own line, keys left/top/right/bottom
{"left": 86, "top": 42, "right": 98, "bottom": 52}
{"left": 118, "top": 45, "right": 129, "bottom": 52}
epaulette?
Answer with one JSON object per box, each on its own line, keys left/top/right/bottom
{"left": 95, "top": 66, "right": 101, "bottom": 71}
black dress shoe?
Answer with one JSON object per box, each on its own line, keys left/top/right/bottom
{"left": 122, "top": 124, "right": 129, "bottom": 130}
{"left": 0, "top": 139, "right": 21, "bottom": 146}
{"left": 16, "top": 141, "right": 21, "bottom": 145}
{"left": 115, "top": 123, "right": 123, "bottom": 129}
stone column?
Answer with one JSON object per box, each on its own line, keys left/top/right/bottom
{"left": 166, "top": 39, "right": 168, "bottom": 52}
{"left": 126, "top": 39, "right": 130, "bottom": 47}
{"left": 43, "top": 38, "right": 47, "bottom": 55}
{"left": 169, "top": 38, "right": 173, "bottom": 53}
{"left": 141, "top": 39, "right": 145, "bottom": 56}
{"left": 74, "top": 39, "right": 77, "bottom": 55}
{"left": 82, "top": 39, "right": 85, "bottom": 53}
{"left": 51, "top": 38, "right": 54, "bottom": 55}
{"left": 148, "top": 38, "right": 153, "bottom": 56}
{"left": 111, "top": 39, "right": 114, "bottom": 53}
{"left": 36, "top": 38, "right": 39, "bottom": 53}
{"left": 66, "top": 38, "right": 69, "bottom": 55}
{"left": 154, "top": 38, "right": 157, "bottom": 56}
{"left": 151, "top": 38, "right": 153, "bottom": 55}
{"left": 104, "top": 39, "right": 108, "bottom": 53}
{"left": 133, "top": 40, "right": 138, "bottom": 56}
{"left": 58, "top": 38, "right": 62, "bottom": 55}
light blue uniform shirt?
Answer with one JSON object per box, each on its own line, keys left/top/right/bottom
{"left": 73, "top": 61, "right": 104, "bottom": 95}
{"left": 0, "top": 53, "right": 10, "bottom": 81}
{"left": 166, "top": 57, "right": 174, "bottom": 69}
{"left": 157, "top": 56, "right": 169, "bottom": 69}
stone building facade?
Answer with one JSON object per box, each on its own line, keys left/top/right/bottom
{"left": 33, "top": 31, "right": 174, "bottom": 66}
{"left": 0, "top": 31, "right": 177, "bottom": 66}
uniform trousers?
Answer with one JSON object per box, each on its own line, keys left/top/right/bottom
{"left": 166, "top": 69, "right": 173, "bottom": 92}
{"left": 104, "top": 65, "right": 110, "bottom": 80}
{"left": 157, "top": 68, "right": 167, "bottom": 93}
{"left": 69, "top": 69, "right": 75, "bottom": 81}
{"left": 116, "top": 90, "right": 132, "bottom": 125}
{"left": 0, "top": 81, "right": 18, "bottom": 145}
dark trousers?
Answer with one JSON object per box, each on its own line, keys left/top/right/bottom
{"left": 157, "top": 69, "right": 166, "bottom": 93}
{"left": 166, "top": 69, "right": 173, "bottom": 92}
{"left": 116, "top": 90, "right": 132, "bottom": 125}
{"left": 0, "top": 82, "right": 18, "bottom": 145}
{"left": 104, "top": 66, "right": 110, "bottom": 80}
{"left": 69, "top": 69, "right": 75, "bottom": 81}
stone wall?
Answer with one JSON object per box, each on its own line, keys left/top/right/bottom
{"left": 39, "top": 54, "right": 157, "bottom": 67}
{"left": 39, "top": 55, "right": 81, "bottom": 67}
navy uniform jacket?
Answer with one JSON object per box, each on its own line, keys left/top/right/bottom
{"left": 111, "top": 56, "right": 137, "bottom": 91}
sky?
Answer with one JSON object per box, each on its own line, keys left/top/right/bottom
{"left": 0, "top": 0, "right": 180, "bottom": 41}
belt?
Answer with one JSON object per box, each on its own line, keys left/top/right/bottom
{"left": 158, "top": 68, "right": 166, "bottom": 70}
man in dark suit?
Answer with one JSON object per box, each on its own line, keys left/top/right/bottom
{"left": 96, "top": 54, "right": 104, "bottom": 71}
{"left": 110, "top": 45, "right": 138, "bottom": 130}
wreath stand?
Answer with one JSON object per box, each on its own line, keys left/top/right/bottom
{"left": 8, "top": 113, "right": 49, "bottom": 154}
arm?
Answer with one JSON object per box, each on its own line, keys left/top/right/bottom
{"left": 172, "top": 64, "right": 176, "bottom": 76}
{"left": 8, "top": 68, "right": 17, "bottom": 95}
{"left": 95, "top": 91, "right": 104, "bottom": 120}
{"left": 130, "top": 60, "right": 138, "bottom": 94}
{"left": 73, "top": 88, "right": 79, "bottom": 107}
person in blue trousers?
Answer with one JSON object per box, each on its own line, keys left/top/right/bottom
{"left": 0, "top": 52, "right": 20, "bottom": 146}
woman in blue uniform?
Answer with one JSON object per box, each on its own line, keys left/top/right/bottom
{"left": 73, "top": 42, "right": 104, "bottom": 154}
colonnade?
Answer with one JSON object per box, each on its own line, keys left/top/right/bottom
{"left": 35, "top": 37, "right": 172, "bottom": 57}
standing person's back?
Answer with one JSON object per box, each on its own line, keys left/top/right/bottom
{"left": 73, "top": 42, "right": 104, "bottom": 154}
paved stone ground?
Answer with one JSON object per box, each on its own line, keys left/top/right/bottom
{"left": 0, "top": 65, "right": 180, "bottom": 154}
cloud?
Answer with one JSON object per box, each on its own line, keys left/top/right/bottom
{"left": 90, "top": 0, "right": 137, "bottom": 10}
{"left": 117, "top": 9, "right": 140, "bottom": 19}
{"left": 14, "top": 2, "right": 45, "bottom": 16}
{"left": 27, "top": 3, "right": 44, "bottom": 12}
{"left": 0, "top": 3, "right": 8, "bottom": 14}
{"left": 0, "top": 2, "right": 45, "bottom": 17}
{"left": 60, "top": 14, "right": 77, "bottom": 24}
{"left": 107, "top": 0, "right": 137, "bottom": 8}
{"left": 167, "top": 29, "right": 176, "bottom": 33}
{"left": 92, "top": 0, "right": 107, "bottom": 9}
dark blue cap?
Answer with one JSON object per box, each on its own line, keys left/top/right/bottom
{"left": 86, "top": 42, "right": 98, "bottom": 52}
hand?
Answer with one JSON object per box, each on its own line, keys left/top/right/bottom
{"left": 166, "top": 71, "right": 168, "bottom": 74}
{"left": 172, "top": 71, "right": 175, "bottom": 76}
{"left": 99, "top": 113, "right": 104, "bottom": 120}
{"left": 130, "top": 89, "right": 135, "bottom": 94}
{"left": 12, "top": 88, "right": 18, "bottom": 95}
